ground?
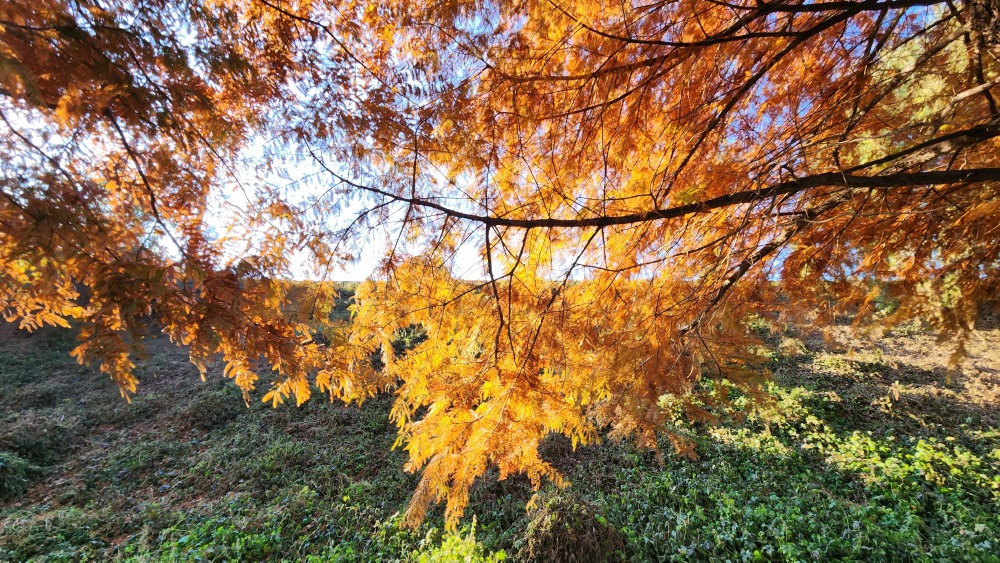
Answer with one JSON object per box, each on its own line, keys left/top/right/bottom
{"left": 0, "top": 305, "right": 998, "bottom": 561}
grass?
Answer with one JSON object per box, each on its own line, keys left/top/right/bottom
{"left": 0, "top": 308, "right": 998, "bottom": 561}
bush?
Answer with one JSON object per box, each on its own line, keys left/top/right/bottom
{"left": 415, "top": 520, "right": 507, "bottom": 563}
{"left": 517, "top": 493, "right": 624, "bottom": 563}
{"left": 0, "top": 410, "right": 81, "bottom": 465}
{"left": 0, "top": 506, "right": 108, "bottom": 560}
{"left": 0, "top": 452, "right": 38, "bottom": 500}
{"left": 180, "top": 386, "right": 246, "bottom": 431}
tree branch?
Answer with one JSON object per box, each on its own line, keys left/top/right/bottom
{"left": 331, "top": 167, "right": 1000, "bottom": 230}
{"left": 104, "top": 108, "right": 183, "bottom": 252}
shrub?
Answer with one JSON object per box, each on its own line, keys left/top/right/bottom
{"left": 0, "top": 410, "right": 81, "bottom": 465}
{"left": 0, "top": 506, "right": 105, "bottom": 560}
{"left": 181, "top": 386, "right": 246, "bottom": 431}
{"left": 517, "top": 493, "right": 624, "bottom": 563}
{"left": 0, "top": 452, "right": 38, "bottom": 500}
{"left": 415, "top": 520, "right": 506, "bottom": 563}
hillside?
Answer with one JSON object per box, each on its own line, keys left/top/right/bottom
{"left": 1, "top": 310, "right": 998, "bottom": 561}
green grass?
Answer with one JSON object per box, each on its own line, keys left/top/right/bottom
{"left": 0, "top": 318, "right": 998, "bottom": 561}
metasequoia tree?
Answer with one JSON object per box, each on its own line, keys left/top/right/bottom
{"left": 2, "top": 0, "right": 998, "bottom": 524}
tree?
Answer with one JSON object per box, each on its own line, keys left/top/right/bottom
{"left": 2, "top": 0, "right": 998, "bottom": 526}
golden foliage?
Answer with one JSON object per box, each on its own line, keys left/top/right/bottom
{"left": 2, "top": 0, "right": 999, "bottom": 527}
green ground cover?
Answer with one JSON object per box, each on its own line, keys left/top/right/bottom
{"left": 0, "top": 303, "right": 997, "bottom": 561}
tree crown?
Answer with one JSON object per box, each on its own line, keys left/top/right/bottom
{"left": 2, "top": 0, "right": 998, "bottom": 525}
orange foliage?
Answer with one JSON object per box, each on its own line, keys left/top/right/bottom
{"left": 2, "top": 0, "right": 998, "bottom": 526}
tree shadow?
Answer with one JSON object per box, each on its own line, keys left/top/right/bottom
{"left": 775, "top": 349, "right": 998, "bottom": 430}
